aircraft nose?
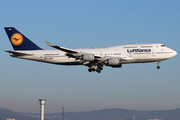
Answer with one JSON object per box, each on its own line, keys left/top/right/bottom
{"left": 173, "top": 50, "right": 177, "bottom": 57}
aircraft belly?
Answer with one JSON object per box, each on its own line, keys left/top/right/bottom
{"left": 44, "top": 56, "right": 81, "bottom": 65}
{"left": 130, "top": 58, "right": 168, "bottom": 63}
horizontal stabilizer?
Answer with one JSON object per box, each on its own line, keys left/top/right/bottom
{"left": 4, "top": 50, "right": 33, "bottom": 56}
{"left": 44, "top": 41, "right": 79, "bottom": 53}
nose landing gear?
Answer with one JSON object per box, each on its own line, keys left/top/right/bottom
{"left": 157, "top": 61, "right": 161, "bottom": 69}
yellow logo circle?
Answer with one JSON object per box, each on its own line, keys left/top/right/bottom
{"left": 11, "top": 33, "right": 23, "bottom": 46}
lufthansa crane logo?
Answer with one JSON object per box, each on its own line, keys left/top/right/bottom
{"left": 11, "top": 33, "right": 23, "bottom": 46}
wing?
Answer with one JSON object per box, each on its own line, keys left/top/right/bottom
{"left": 44, "top": 41, "right": 133, "bottom": 66}
{"left": 44, "top": 41, "right": 101, "bottom": 59}
{"left": 4, "top": 50, "right": 33, "bottom": 56}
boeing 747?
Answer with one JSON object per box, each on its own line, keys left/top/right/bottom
{"left": 4, "top": 27, "right": 177, "bottom": 73}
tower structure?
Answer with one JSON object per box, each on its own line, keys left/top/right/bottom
{"left": 38, "top": 99, "right": 46, "bottom": 120}
{"left": 62, "top": 106, "right": 66, "bottom": 120}
{"left": 133, "top": 114, "right": 135, "bottom": 120}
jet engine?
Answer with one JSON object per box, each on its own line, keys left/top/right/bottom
{"left": 81, "top": 54, "right": 94, "bottom": 61}
{"left": 105, "top": 58, "right": 122, "bottom": 67}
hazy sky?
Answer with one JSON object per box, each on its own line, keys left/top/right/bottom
{"left": 0, "top": 0, "right": 179, "bottom": 113}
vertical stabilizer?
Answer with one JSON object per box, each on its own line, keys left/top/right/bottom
{"left": 4, "top": 27, "right": 42, "bottom": 50}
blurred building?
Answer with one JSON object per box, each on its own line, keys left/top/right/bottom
{"left": 148, "top": 116, "right": 162, "bottom": 120}
{"left": 6, "top": 119, "right": 15, "bottom": 120}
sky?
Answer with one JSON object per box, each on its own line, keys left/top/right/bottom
{"left": 0, "top": 0, "right": 179, "bottom": 113}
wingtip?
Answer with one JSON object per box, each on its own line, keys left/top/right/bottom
{"left": 44, "top": 41, "right": 54, "bottom": 46}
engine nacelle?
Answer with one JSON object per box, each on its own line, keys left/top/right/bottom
{"left": 82, "top": 54, "right": 94, "bottom": 61}
{"left": 105, "top": 58, "right": 120, "bottom": 66}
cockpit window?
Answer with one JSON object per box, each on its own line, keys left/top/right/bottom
{"left": 161, "top": 45, "right": 165, "bottom": 47}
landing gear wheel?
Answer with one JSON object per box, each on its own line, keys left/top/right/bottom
{"left": 97, "top": 63, "right": 103, "bottom": 71}
{"left": 96, "top": 69, "right": 101, "bottom": 73}
{"left": 88, "top": 69, "right": 92, "bottom": 72}
{"left": 157, "top": 66, "right": 160, "bottom": 69}
{"left": 99, "top": 67, "right": 103, "bottom": 70}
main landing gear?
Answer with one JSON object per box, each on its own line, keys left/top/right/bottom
{"left": 157, "top": 61, "right": 161, "bottom": 69}
{"left": 88, "top": 68, "right": 95, "bottom": 72}
{"left": 88, "top": 63, "right": 103, "bottom": 73}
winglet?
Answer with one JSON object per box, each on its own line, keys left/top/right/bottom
{"left": 44, "top": 41, "right": 54, "bottom": 47}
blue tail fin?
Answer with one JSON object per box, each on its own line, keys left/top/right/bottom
{"left": 4, "top": 27, "right": 42, "bottom": 50}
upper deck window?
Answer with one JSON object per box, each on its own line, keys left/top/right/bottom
{"left": 161, "top": 45, "right": 165, "bottom": 47}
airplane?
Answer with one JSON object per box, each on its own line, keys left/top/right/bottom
{"left": 4, "top": 27, "right": 177, "bottom": 73}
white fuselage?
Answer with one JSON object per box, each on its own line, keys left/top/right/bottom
{"left": 11, "top": 43, "right": 177, "bottom": 66}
